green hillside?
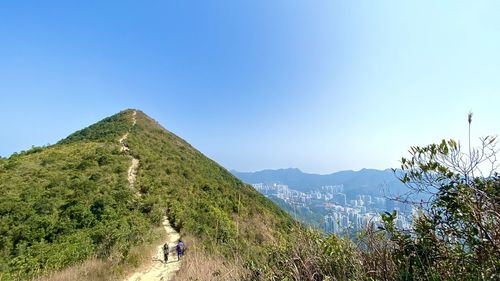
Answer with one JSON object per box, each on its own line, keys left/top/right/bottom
{"left": 2, "top": 109, "right": 498, "bottom": 281}
{"left": 0, "top": 109, "right": 294, "bottom": 280}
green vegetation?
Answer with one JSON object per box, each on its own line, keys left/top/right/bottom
{"left": 270, "top": 195, "right": 325, "bottom": 229}
{"left": 2, "top": 109, "right": 498, "bottom": 280}
{"left": 0, "top": 140, "right": 152, "bottom": 279}
{"left": 262, "top": 133, "right": 499, "bottom": 280}
{"left": 59, "top": 113, "right": 133, "bottom": 144}
{"left": 123, "top": 111, "right": 294, "bottom": 260}
{"left": 389, "top": 136, "right": 500, "bottom": 280}
{"left": 0, "top": 109, "right": 295, "bottom": 280}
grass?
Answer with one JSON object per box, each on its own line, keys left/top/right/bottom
{"left": 32, "top": 259, "right": 111, "bottom": 281}
{"left": 32, "top": 226, "right": 166, "bottom": 281}
{"left": 174, "top": 235, "right": 249, "bottom": 281}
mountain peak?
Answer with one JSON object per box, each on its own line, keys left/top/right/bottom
{"left": 1, "top": 109, "right": 295, "bottom": 279}
{"left": 271, "top": 167, "right": 302, "bottom": 173}
{"left": 58, "top": 109, "right": 136, "bottom": 144}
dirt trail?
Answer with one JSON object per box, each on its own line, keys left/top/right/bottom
{"left": 119, "top": 111, "right": 138, "bottom": 192}
{"left": 119, "top": 133, "right": 129, "bottom": 152}
{"left": 125, "top": 218, "right": 182, "bottom": 281}
{"left": 128, "top": 158, "right": 139, "bottom": 190}
{"left": 121, "top": 110, "right": 182, "bottom": 280}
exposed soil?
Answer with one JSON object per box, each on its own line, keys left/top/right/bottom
{"left": 121, "top": 110, "right": 182, "bottom": 280}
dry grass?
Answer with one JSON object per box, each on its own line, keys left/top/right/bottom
{"left": 34, "top": 226, "right": 167, "bottom": 281}
{"left": 356, "top": 226, "right": 398, "bottom": 281}
{"left": 121, "top": 226, "right": 169, "bottom": 277}
{"left": 33, "top": 258, "right": 117, "bottom": 281}
{"left": 174, "top": 235, "right": 249, "bottom": 281}
{"left": 238, "top": 214, "right": 276, "bottom": 244}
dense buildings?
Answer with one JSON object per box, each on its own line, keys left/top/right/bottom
{"left": 252, "top": 182, "right": 413, "bottom": 234}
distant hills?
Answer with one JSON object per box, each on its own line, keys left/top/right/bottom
{"left": 233, "top": 167, "right": 407, "bottom": 198}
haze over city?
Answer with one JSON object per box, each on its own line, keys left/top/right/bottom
{"left": 2, "top": 1, "right": 500, "bottom": 173}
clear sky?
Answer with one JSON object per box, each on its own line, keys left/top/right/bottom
{"left": 1, "top": 1, "right": 500, "bottom": 174}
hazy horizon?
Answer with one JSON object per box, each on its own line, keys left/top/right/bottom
{"left": 2, "top": 1, "right": 500, "bottom": 174}
{"left": 231, "top": 166, "right": 394, "bottom": 175}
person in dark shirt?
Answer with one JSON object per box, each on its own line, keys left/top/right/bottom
{"left": 162, "top": 242, "right": 169, "bottom": 263}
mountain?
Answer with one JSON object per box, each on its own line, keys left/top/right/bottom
{"left": 0, "top": 109, "right": 294, "bottom": 280}
{"left": 233, "top": 168, "right": 407, "bottom": 198}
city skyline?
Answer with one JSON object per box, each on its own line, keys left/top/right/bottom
{"left": 2, "top": 1, "right": 500, "bottom": 174}
{"left": 251, "top": 182, "right": 412, "bottom": 235}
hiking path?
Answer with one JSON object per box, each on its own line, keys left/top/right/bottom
{"left": 121, "top": 110, "right": 182, "bottom": 281}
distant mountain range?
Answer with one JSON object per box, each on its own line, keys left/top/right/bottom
{"left": 232, "top": 168, "right": 407, "bottom": 198}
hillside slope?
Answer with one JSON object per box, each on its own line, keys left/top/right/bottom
{"left": 0, "top": 109, "right": 294, "bottom": 280}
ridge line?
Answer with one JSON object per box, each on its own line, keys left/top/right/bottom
{"left": 122, "top": 110, "right": 182, "bottom": 281}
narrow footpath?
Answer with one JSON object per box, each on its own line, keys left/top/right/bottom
{"left": 121, "top": 110, "right": 182, "bottom": 281}
{"left": 125, "top": 218, "right": 182, "bottom": 281}
{"left": 119, "top": 112, "right": 139, "bottom": 195}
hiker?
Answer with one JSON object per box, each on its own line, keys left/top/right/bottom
{"left": 162, "top": 242, "right": 169, "bottom": 263}
{"left": 176, "top": 240, "right": 184, "bottom": 261}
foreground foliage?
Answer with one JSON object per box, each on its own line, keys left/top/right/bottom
{"left": 390, "top": 135, "right": 500, "bottom": 280}
{"left": 256, "top": 117, "right": 499, "bottom": 280}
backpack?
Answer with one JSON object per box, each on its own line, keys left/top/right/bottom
{"left": 163, "top": 243, "right": 169, "bottom": 254}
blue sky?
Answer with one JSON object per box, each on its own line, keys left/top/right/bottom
{"left": 1, "top": 1, "right": 500, "bottom": 174}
